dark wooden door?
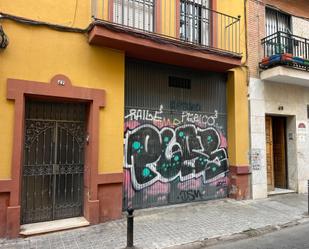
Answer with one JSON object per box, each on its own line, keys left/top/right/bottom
{"left": 266, "top": 116, "right": 274, "bottom": 191}
{"left": 272, "top": 117, "right": 287, "bottom": 189}
{"left": 21, "top": 101, "right": 86, "bottom": 224}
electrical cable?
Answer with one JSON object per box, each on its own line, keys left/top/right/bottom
{"left": 0, "top": 12, "right": 93, "bottom": 33}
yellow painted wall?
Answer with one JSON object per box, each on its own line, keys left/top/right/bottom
{"left": 161, "top": 0, "right": 176, "bottom": 37}
{"left": 0, "top": 0, "right": 125, "bottom": 178}
{"left": 1, "top": 0, "right": 91, "bottom": 28}
{"left": 227, "top": 68, "right": 249, "bottom": 166}
{"left": 0, "top": 0, "right": 249, "bottom": 179}
{"left": 217, "top": 0, "right": 247, "bottom": 63}
{"left": 218, "top": 0, "right": 249, "bottom": 166}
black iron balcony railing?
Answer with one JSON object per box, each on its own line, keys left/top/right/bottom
{"left": 261, "top": 31, "right": 309, "bottom": 70}
{"left": 94, "top": 0, "right": 241, "bottom": 56}
{"left": 179, "top": 0, "right": 241, "bottom": 55}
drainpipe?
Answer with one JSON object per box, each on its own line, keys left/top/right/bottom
{"left": 243, "top": 0, "right": 253, "bottom": 198}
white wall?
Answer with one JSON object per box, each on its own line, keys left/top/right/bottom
{"left": 292, "top": 17, "right": 309, "bottom": 39}
{"left": 249, "top": 77, "right": 309, "bottom": 198}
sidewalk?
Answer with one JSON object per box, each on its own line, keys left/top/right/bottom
{"left": 0, "top": 193, "right": 308, "bottom": 249}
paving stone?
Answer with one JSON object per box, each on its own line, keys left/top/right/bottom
{"left": 0, "top": 194, "right": 308, "bottom": 249}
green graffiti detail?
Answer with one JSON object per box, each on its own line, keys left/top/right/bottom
{"left": 178, "top": 131, "right": 185, "bottom": 138}
{"left": 207, "top": 135, "right": 213, "bottom": 143}
{"left": 132, "top": 141, "right": 141, "bottom": 150}
{"left": 142, "top": 168, "right": 151, "bottom": 177}
{"left": 163, "top": 137, "right": 170, "bottom": 143}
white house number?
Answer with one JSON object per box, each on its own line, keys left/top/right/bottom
{"left": 57, "top": 79, "right": 65, "bottom": 86}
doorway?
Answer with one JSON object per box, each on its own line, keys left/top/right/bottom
{"left": 21, "top": 100, "right": 87, "bottom": 224}
{"left": 265, "top": 116, "right": 287, "bottom": 192}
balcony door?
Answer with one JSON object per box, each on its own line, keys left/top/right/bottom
{"left": 113, "top": 0, "right": 154, "bottom": 32}
{"left": 180, "top": 0, "right": 210, "bottom": 46}
{"left": 265, "top": 8, "right": 292, "bottom": 56}
{"left": 265, "top": 8, "right": 291, "bottom": 37}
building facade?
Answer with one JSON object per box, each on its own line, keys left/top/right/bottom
{"left": 0, "top": 0, "right": 249, "bottom": 238}
{"left": 248, "top": 0, "right": 309, "bottom": 199}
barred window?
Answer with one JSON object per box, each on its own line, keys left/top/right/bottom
{"left": 180, "top": 0, "right": 210, "bottom": 46}
{"left": 265, "top": 7, "right": 291, "bottom": 36}
{"left": 113, "top": 0, "right": 154, "bottom": 32}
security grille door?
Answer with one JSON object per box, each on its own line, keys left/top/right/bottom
{"left": 124, "top": 59, "right": 228, "bottom": 210}
{"left": 21, "top": 101, "right": 86, "bottom": 224}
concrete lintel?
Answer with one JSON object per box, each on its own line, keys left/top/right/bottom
{"left": 260, "top": 66, "right": 309, "bottom": 87}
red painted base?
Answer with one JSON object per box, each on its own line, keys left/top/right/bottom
{"left": 0, "top": 173, "right": 123, "bottom": 238}
{"left": 229, "top": 165, "right": 251, "bottom": 200}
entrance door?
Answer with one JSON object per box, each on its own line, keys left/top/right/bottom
{"left": 21, "top": 101, "right": 86, "bottom": 224}
{"left": 266, "top": 116, "right": 274, "bottom": 191}
{"left": 272, "top": 117, "right": 287, "bottom": 189}
{"left": 265, "top": 116, "right": 287, "bottom": 192}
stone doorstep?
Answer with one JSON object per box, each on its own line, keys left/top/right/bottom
{"left": 268, "top": 188, "right": 296, "bottom": 196}
{"left": 20, "top": 217, "right": 90, "bottom": 236}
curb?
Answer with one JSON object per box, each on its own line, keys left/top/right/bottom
{"left": 166, "top": 216, "right": 309, "bottom": 249}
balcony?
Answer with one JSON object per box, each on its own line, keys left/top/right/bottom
{"left": 88, "top": 0, "right": 242, "bottom": 72}
{"left": 260, "top": 31, "right": 309, "bottom": 86}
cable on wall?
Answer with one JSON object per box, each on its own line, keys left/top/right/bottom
{"left": 0, "top": 12, "right": 93, "bottom": 33}
{"left": 0, "top": 24, "right": 9, "bottom": 49}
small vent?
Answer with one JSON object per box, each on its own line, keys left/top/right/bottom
{"left": 169, "top": 76, "right": 191, "bottom": 89}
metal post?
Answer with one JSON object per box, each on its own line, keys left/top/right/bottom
{"left": 126, "top": 208, "right": 134, "bottom": 248}
{"left": 276, "top": 31, "right": 281, "bottom": 54}
{"left": 308, "top": 180, "right": 309, "bottom": 215}
{"left": 305, "top": 38, "right": 308, "bottom": 59}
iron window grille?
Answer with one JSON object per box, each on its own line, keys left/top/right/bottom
{"left": 265, "top": 7, "right": 291, "bottom": 37}
{"left": 113, "top": 0, "right": 154, "bottom": 32}
{"left": 264, "top": 7, "right": 292, "bottom": 55}
{"left": 180, "top": 0, "right": 210, "bottom": 46}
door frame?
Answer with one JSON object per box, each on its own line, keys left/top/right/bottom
{"left": 266, "top": 115, "right": 288, "bottom": 191}
{"left": 21, "top": 101, "right": 88, "bottom": 224}
{"left": 6, "top": 75, "right": 105, "bottom": 236}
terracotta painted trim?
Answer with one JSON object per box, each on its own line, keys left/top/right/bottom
{"left": 108, "top": 0, "right": 114, "bottom": 21}
{"left": 97, "top": 172, "right": 123, "bottom": 185}
{"left": 0, "top": 180, "right": 12, "bottom": 193}
{"left": 175, "top": 0, "right": 180, "bottom": 39}
{"left": 7, "top": 206, "right": 20, "bottom": 238}
{"left": 155, "top": 0, "right": 162, "bottom": 33}
{"left": 211, "top": 0, "right": 217, "bottom": 10}
{"left": 229, "top": 165, "right": 251, "bottom": 175}
{"left": 229, "top": 164, "right": 251, "bottom": 200}
{"left": 89, "top": 24, "right": 242, "bottom": 72}
{"left": 211, "top": 0, "right": 218, "bottom": 48}
{"left": 7, "top": 96, "right": 24, "bottom": 207}
{"left": 6, "top": 74, "right": 105, "bottom": 237}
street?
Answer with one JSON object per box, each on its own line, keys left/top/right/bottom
{"left": 208, "top": 222, "right": 309, "bottom": 249}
